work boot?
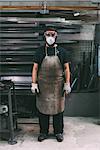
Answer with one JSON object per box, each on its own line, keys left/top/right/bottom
{"left": 55, "top": 133, "right": 63, "bottom": 142}
{"left": 38, "top": 133, "right": 47, "bottom": 142}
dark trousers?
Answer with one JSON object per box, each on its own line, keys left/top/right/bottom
{"left": 38, "top": 111, "right": 64, "bottom": 135}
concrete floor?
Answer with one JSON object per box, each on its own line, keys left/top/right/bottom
{"left": 0, "top": 117, "right": 100, "bottom": 150}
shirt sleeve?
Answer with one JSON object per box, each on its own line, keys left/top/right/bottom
{"left": 33, "top": 49, "right": 40, "bottom": 64}
{"left": 63, "top": 48, "right": 71, "bottom": 64}
{"left": 33, "top": 47, "right": 44, "bottom": 65}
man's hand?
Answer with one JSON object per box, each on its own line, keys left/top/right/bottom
{"left": 63, "top": 82, "right": 71, "bottom": 94}
{"left": 31, "top": 83, "right": 39, "bottom": 94}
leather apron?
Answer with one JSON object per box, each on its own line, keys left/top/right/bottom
{"left": 36, "top": 46, "right": 65, "bottom": 115}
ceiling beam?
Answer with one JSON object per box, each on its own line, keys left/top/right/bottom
{"left": 0, "top": 5, "right": 99, "bottom": 11}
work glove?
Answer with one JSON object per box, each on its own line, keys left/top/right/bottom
{"left": 31, "top": 83, "right": 39, "bottom": 94}
{"left": 63, "top": 82, "right": 71, "bottom": 94}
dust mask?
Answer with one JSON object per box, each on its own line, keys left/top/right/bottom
{"left": 46, "top": 37, "right": 55, "bottom": 45}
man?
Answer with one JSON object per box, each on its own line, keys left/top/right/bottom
{"left": 31, "top": 28, "right": 71, "bottom": 142}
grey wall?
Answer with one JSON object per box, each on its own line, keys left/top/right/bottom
{"left": 64, "top": 92, "right": 99, "bottom": 116}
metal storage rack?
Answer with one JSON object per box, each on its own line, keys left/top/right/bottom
{"left": 0, "top": 9, "right": 99, "bottom": 117}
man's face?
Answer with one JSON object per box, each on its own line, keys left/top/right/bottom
{"left": 44, "top": 30, "right": 57, "bottom": 38}
{"left": 44, "top": 30, "right": 57, "bottom": 46}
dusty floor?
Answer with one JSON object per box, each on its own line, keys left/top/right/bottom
{"left": 0, "top": 117, "right": 100, "bottom": 150}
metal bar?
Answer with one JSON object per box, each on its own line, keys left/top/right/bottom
{"left": 1, "top": 33, "right": 39, "bottom": 38}
{"left": 0, "top": 62, "right": 33, "bottom": 65}
{"left": 0, "top": 0, "right": 94, "bottom": 2}
{"left": 12, "top": 83, "right": 17, "bottom": 113}
{"left": 0, "top": 95, "right": 1, "bottom": 139}
{"left": 0, "top": 5, "right": 99, "bottom": 11}
{"left": 8, "top": 88, "right": 17, "bottom": 144}
{"left": 12, "top": 83, "right": 18, "bottom": 129}
{"left": 91, "top": 41, "right": 95, "bottom": 74}
{"left": 71, "top": 77, "right": 78, "bottom": 89}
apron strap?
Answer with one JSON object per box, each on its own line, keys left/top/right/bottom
{"left": 45, "top": 44, "right": 58, "bottom": 56}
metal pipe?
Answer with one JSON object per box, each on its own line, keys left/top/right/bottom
{"left": 8, "top": 88, "right": 17, "bottom": 145}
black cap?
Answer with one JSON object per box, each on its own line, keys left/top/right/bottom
{"left": 44, "top": 27, "right": 57, "bottom": 33}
